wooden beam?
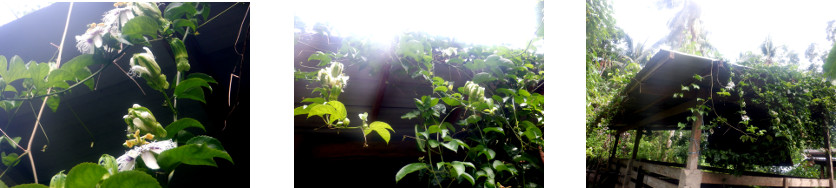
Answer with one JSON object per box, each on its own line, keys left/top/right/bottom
{"left": 826, "top": 120, "right": 835, "bottom": 188}
{"left": 622, "top": 129, "right": 644, "bottom": 188}
{"left": 701, "top": 171, "right": 830, "bottom": 187}
{"left": 644, "top": 175, "right": 677, "bottom": 188}
{"left": 609, "top": 133, "right": 621, "bottom": 166}
{"left": 634, "top": 161, "right": 681, "bottom": 179}
{"left": 619, "top": 99, "right": 697, "bottom": 134}
{"left": 678, "top": 112, "right": 702, "bottom": 188}
{"left": 624, "top": 51, "right": 675, "bottom": 96}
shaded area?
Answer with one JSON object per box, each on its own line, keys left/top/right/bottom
{"left": 0, "top": 2, "right": 248, "bottom": 186}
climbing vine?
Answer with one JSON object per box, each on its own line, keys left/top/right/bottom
{"left": 0, "top": 2, "right": 243, "bottom": 187}
{"left": 294, "top": 9, "right": 544, "bottom": 188}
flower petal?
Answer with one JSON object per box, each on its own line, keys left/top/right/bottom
{"left": 140, "top": 151, "right": 159, "bottom": 170}
{"left": 116, "top": 150, "right": 139, "bottom": 172}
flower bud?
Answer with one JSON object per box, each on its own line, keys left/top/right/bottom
{"left": 130, "top": 47, "right": 169, "bottom": 91}
{"left": 330, "top": 62, "right": 344, "bottom": 77}
{"left": 124, "top": 104, "right": 167, "bottom": 138}
{"left": 131, "top": 2, "right": 163, "bottom": 22}
{"left": 99, "top": 154, "right": 118, "bottom": 175}
{"left": 169, "top": 38, "right": 190, "bottom": 72}
{"left": 50, "top": 171, "right": 67, "bottom": 188}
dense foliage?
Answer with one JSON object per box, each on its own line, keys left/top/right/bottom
{"left": 294, "top": 1, "right": 544, "bottom": 187}
{"left": 0, "top": 2, "right": 241, "bottom": 187}
{"left": 587, "top": 0, "right": 836, "bottom": 179}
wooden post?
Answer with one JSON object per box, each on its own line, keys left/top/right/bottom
{"left": 678, "top": 113, "right": 703, "bottom": 188}
{"left": 622, "top": 129, "right": 643, "bottom": 188}
{"left": 825, "top": 121, "right": 834, "bottom": 188}
{"left": 609, "top": 132, "right": 622, "bottom": 169}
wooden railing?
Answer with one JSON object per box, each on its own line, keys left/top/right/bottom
{"left": 612, "top": 158, "right": 832, "bottom": 188}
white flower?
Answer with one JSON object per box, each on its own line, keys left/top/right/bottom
{"left": 102, "top": 7, "right": 134, "bottom": 28}
{"left": 116, "top": 139, "right": 177, "bottom": 172}
{"left": 132, "top": 104, "right": 140, "bottom": 108}
{"left": 725, "top": 81, "right": 735, "bottom": 90}
{"left": 742, "top": 115, "right": 750, "bottom": 121}
{"left": 74, "top": 23, "right": 108, "bottom": 54}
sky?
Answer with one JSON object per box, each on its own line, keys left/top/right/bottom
{"left": 0, "top": 2, "right": 52, "bottom": 27}
{"left": 292, "top": 0, "right": 541, "bottom": 50}
{"left": 613, "top": 0, "right": 836, "bottom": 66}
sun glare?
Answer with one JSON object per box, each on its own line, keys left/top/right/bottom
{"left": 293, "top": 0, "right": 539, "bottom": 48}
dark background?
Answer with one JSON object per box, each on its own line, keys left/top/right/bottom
{"left": 0, "top": 2, "right": 249, "bottom": 187}
{"left": 293, "top": 30, "right": 486, "bottom": 187}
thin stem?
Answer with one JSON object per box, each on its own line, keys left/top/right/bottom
{"left": 27, "top": 3, "right": 73, "bottom": 183}
{"left": 197, "top": 2, "right": 240, "bottom": 29}
{"left": 5, "top": 62, "right": 111, "bottom": 101}
{"left": 0, "top": 127, "right": 25, "bottom": 150}
{"left": 161, "top": 92, "right": 178, "bottom": 118}
{"left": 112, "top": 52, "right": 147, "bottom": 95}
{"left": 0, "top": 152, "right": 28, "bottom": 178}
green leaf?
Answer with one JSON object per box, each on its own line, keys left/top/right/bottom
{"left": 5, "top": 137, "right": 20, "bottom": 148}
{"left": 163, "top": 118, "right": 205, "bottom": 139}
{"left": 442, "top": 140, "right": 460, "bottom": 153}
{"left": 492, "top": 160, "right": 511, "bottom": 174}
{"left": 293, "top": 105, "right": 310, "bottom": 116}
{"left": 369, "top": 121, "right": 394, "bottom": 144}
{"left": 174, "top": 78, "right": 212, "bottom": 103}
{"left": 428, "top": 125, "right": 440, "bottom": 134}
{"left": 483, "top": 127, "right": 504, "bottom": 136}
{"left": 156, "top": 144, "right": 234, "bottom": 171}
{"left": 47, "top": 69, "right": 73, "bottom": 89}
{"left": 3, "top": 56, "right": 29, "bottom": 83}
{"left": 450, "top": 161, "right": 465, "bottom": 178}
{"left": 301, "top": 97, "right": 325, "bottom": 104}
{"left": 49, "top": 170, "right": 66, "bottom": 188}
{"left": 11, "top": 184, "right": 46, "bottom": 188}
{"left": 327, "top": 101, "right": 347, "bottom": 124}
{"left": 100, "top": 170, "right": 161, "bottom": 188}
{"left": 307, "top": 104, "right": 335, "bottom": 119}
{"left": 172, "top": 19, "right": 197, "bottom": 34}
{"left": 0, "top": 100, "right": 21, "bottom": 112}
{"left": 46, "top": 96, "right": 60, "bottom": 112}
{"left": 496, "top": 88, "right": 517, "bottom": 97}
{"left": 433, "top": 86, "right": 448, "bottom": 92}
{"left": 459, "top": 172, "right": 475, "bottom": 186}
{"left": 441, "top": 97, "right": 461, "bottom": 106}
{"left": 186, "top": 135, "right": 226, "bottom": 151}
{"left": 484, "top": 54, "right": 514, "bottom": 67}
{"left": 466, "top": 115, "right": 482, "bottom": 124}
{"left": 401, "top": 110, "right": 420, "bottom": 120}
{"left": 164, "top": 2, "right": 197, "bottom": 20}
{"left": 395, "top": 163, "right": 428, "bottom": 183}
{"left": 480, "top": 148, "right": 496, "bottom": 160}
{"left": 428, "top": 140, "right": 439, "bottom": 148}
{"left": 66, "top": 163, "right": 108, "bottom": 188}
{"left": 307, "top": 51, "right": 331, "bottom": 66}
{"left": 1, "top": 153, "right": 19, "bottom": 167}
{"left": 415, "top": 126, "right": 426, "bottom": 152}
{"left": 472, "top": 72, "right": 495, "bottom": 84}
{"left": 122, "top": 16, "right": 160, "bottom": 43}
{"left": 518, "top": 89, "right": 531, "bottom": 97}
{"left": 198, "top": 3, "right": 210, "bottom": 20}
{"left": 60, "top": 55, "right": 99, "bottom": 90}
{"left": 186, "top": 73, "right": 217, "bottom": 84}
